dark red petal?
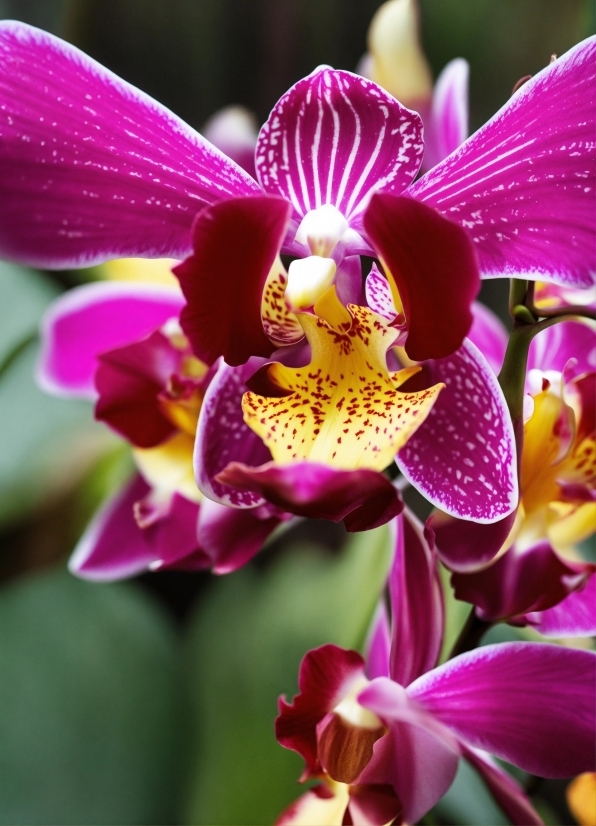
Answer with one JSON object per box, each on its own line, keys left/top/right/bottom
{"left": 215, "top": 461, "right": 403, "bottom": 531}
{"left": 95, "top": 330, "right": 181, "bottom": 448}
{"left": 363, "top": 193, "right": 479, "bottom": 361}
{"left": 174, "top": 195, "right": 291, "bottom": 366}
{"left": 275, "top": 644, "right": 366, "bottom": 779}
{"left": 425, "top": 509, "right": 517, "bottom": 573}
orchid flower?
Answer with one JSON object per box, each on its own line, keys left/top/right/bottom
{"left": 0, "top": 22, "right": 594, "bottom": 534}
{"left": 361, "top": 0, "right": 469, "bottom": 170}
{"left": 38, "top": 280, "right": 286, "bottom": 580}
{"left": 275, "top": 510, "right": 596, "bottom": 825}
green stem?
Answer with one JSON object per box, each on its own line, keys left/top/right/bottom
{"left": 448, "top": 608, "right": 493, "bottom": 659}
{"left": 0, "top": 331, "right": 37, "bottom": 381}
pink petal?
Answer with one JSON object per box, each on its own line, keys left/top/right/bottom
{"left": 525, "top": 573, "right": 596, "bottom": 638}
{"left": 365, "top": 604, "right": 391, "bottom": 680}
{"left": 528, "top": 318, "right": 596, "bottom": 379}
{"left": 364, "top": 194, "right": 480, "bottom": 361}
{"left": 451, "top": 541, "right": 594, "bottom": 622}
{"left": 136, "top": 489, "right": 201, "bottom": 570}
{"left": 37, "top": 281, "right": 184, "bottom": 400}
{"left": 423, "top": 58, "right": 469, "bottom": 171}
{"left": 358, "top": 678, "right": 460, "bottom": 824}
{"left": 335, "top": 255, "right": 365, "bottom": 307}
{"left": 215, "top": 461, "right": 403, "bottom": 531}
{"left": 174, "top": 195, "right": 291, "bottom": 366}
{"left": 95, "top": 330, "right": 182, "bottom": 448}
{"left": 194, "top": 358, "right": 273, "bottom": 508}
{"left": 0, "top": 22, "right": 259, "bottom": 268}
{"left": 276, "top": 644, "right": 367, "bottom": 779}
{"left": 461, "top": 744, "right": 543, "bottom": 826}
{"left": 426, "top": 509, "right": 517, "bottom": 572}
{"left": 388, "top": 511, "right": 444, "bottom": 686}
{"left": 409, "top": 37, "right": 596, "bottom": 288}
{"left": 468, "top": 301, "right": 508, "bottom": 375}
{"left": 408, "top": 642, "right": 596, "bottom": 777}
{"left": 347, "top": 784, "right": 403, "bottom": 826}
{"left": 365, "top": 263, "right": 398, "bottom": 321}
{"left": 195, "top": 497, "right": 283, "bottom": 575}
{"left": 255, "top": 67, "right": 423, "bottom": 222}
{"left": 397, "top": 339, "right": 518, "bottom": 524}
{"left": 69, "top": 475, "right": 158, "bottom": 580}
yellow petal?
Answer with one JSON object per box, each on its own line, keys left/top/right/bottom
{"left": 243, "top": 289, "right": 443, "bottom": 471}
{"left": 367, "top": 0, "right": 433, "bottom": 106}
{"left": 547, "top": 501, "right": 596, "bottom": 551}
{"left": 133, "top": 432, "right": 200, "bottom": 503}
{"left": 282, "top": 782, "right": 350, "bottom": 826}
{"left": 567, "top": 773, "right": 596, "bottom": 826}
{"left": 261, "top": 255, "right": 304, "bottom": 345}
{"left": 100, "top": 256, "right": 180, "bottom": 288}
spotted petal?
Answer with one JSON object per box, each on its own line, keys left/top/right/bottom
{"left": 0, "top": 21, "right": 260, "bottom": 268}
{"left": 410, "top": 37, "right": 596, "bottom": 288}
{"left": 397, "top": 338, "right": 518, "bottom": 523}
{"left": 243, "top": 291, "right": 443, "bottom": 471}
{"left": 256, "top": 67, "right": 423, "bottom": 223}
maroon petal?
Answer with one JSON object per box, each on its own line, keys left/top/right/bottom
{"left": 347, "top": 784, "right": 403, "bottom": 826}
{"left": 215, "top": 461, "right": 403, "bottom": 531}
{"left": 136, "top": 489, "right": 201, "bottom": 569}
{"left": 425, "top": 509, "right": 517, "bottom": 573}
{"left": 524, "top": 573, "right": 596, "bottom": 638}
{"left": 451, "top": 541, "right": 594, "bottom": 622}
{"left": 275, "top": 644, "right": 366, "bottom": 779}
{"left": 364, "top": 193, "right": 479, "bottom": 361}
{"left": 95, "top": 330, "right": 182, "bottom": 448}
{"left": 174, "top": 195, "right": 291, "bottom": 366}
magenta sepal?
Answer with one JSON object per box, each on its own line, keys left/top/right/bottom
{"left": 524, "top": 573, "right": 596, "bottom": 638}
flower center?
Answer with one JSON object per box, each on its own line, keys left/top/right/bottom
{"left": 295, "top": 204, "right": 348, "bottom": 257}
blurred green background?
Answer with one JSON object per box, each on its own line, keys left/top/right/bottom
{"left": 0, "top": 1, "right": 593, "bottom": 823}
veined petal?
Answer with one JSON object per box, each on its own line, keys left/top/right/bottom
{"left": 255, "top": 67, "right": 423, "bottom": 222}
{"left": 194, "top": 358, "right": 273, "bottom": 508}
{"left": 467, "top": 301, "right": 508, "bottom": 375}
{"left": 68, "top": 475, "right": 157, "bottom": 580}
{"left": 216, "top": 461, "right": 403, "bottom": 531}
{"left": 528, "top": 318, "right": 596, "bottom": 379}
{"left": 243, "top": 292, "right": 443, "bottom": 471}
{"left": 388, "top": 511, "right": 444, "bottom": 686}
{"left": 276, "top": 644, "right": 367, "bottom": 779}
{"left": 460, "top": 744, "right": 543, "bottom": 826}
{"left": 397, "top": 339, "right": 518, "bottom": 523}
{"left": 409, "top": 37, "right": 596, "bottom": 288}
{"left": 408, "top": 642, "right": 596, "bottom": 778}
{"left": 37, "top": 281, "right": 184, "bottom": 400}
{"left": 0, "top": 21, "right": 260, "bottom": 268}
{"left": 525, "top": 573, "right": 596, "bottom": 638}
{"left": 174, "top": 195, "right": 291, "bottom": 366}
{"left": 365, "top": 604, "right": 391, "bottom": 680}
{"left": 364, "top": 194, "right": 480, "bottom": 361}
{"left": 423, "top": 59, "right": 469, "bottom": 171}
{"left": 451, "top": 541, "right": 593, "bottom": 622}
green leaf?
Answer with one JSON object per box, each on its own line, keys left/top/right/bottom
{"left": 182, "top": 526, "right": 393, "bottom": 826}
{"left": 0, "top": 567, "right": 183, "bottom": 825}
{"left": 432, "top": 759, "right": 509, "bottom": 826}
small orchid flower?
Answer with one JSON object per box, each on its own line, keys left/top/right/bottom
{"left": 38, "top": 280, "right": 286, "bottom": 580}
{"left": 275, "top": 511, "right": 595, "bottom": 825}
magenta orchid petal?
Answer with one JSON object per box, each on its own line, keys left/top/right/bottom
{"left": 346, "top": 784, "right": 403, "bottom": 826}
{"left": 408, "top": 642, "right": 596, "bottom": 778}
{"left": 136, "top": 489, "right": 201, "bottom": 569}
{"left": 365, "top": 604, "right": 391, "bottom": 680}
{"left": 196, "top": 497, "right": 283, "bottom": 574}
{"left": 174, "top": 195, "right": 291, "bottom": 367}
{"left": 358, "top": 678, "right": 460, "bottom": 824}
{"left": 460, "top": 744, "right": 543, "bottom": 826}
{"left": 468, "top": 301, "right": 508, "bottom": 375}
{"left": 397, "top": 339, "right": 518, "bottom": 524}
{"left": 451, "top": 541, "right": 594, "bottom": 622}
{"left": 527, "top": 318, "right": 596, "bottom": 378}
{"left": 37, "top": 281, "right": 184, "bottom": 400}
{"left": 365, "top": 263, "right": 398, "bottom": 321}
{"left": 388, "top": 511, "right": 444, "bottom": 686}
{"left": 409, "top": 37, "right": 596, "bottom": 288}
{"left": 335, "top": 255, "right": 365, "bottom": 307}
{"left": 215, "top": 461, "right": 403, "bottom": 531}
{"left": 194, "top": 358, "right": 273, "bottom": 508}
{"left": 364, "top": 194, "right": 480, "bottom": 361}
{"left": 423, "top": 58, "right": 469, "bottom": 172}
{"left": 525, "top": 573, "right": 596, "bottom": 638}
{"left": 426, "top": 509, "right": 518, "bottom": 572}
{"left": 0, "top": 22, "right": 259, "bottom": 268}
{"left": 95, "top": 330, "right": 182, "bottom": 448}
{"left": 276, "top": 644, "right": 367, "bottom": 779}
{"left": 68, "top": 475, "right": 157, "bottom": 580}
{"left": 255, "top": 67, "right": 424, "bottom": 223}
